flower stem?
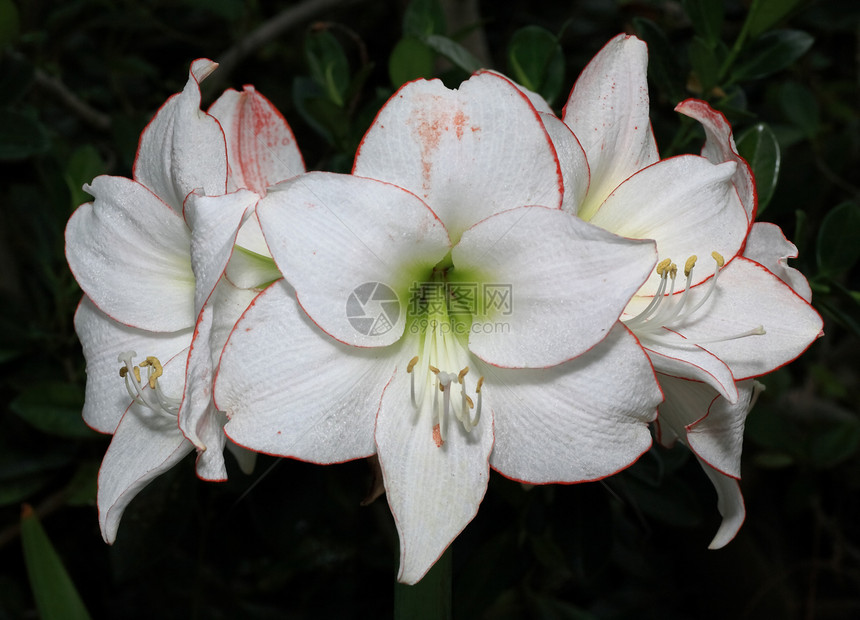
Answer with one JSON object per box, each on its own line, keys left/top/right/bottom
{"left": 393, "top": 547, "right": 452, "bottom": 620}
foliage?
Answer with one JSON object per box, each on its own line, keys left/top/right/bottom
{"left": 0, "top": 0, "right": 858, "bottom": 617}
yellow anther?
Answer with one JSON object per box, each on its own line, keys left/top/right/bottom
{"left": 711, "top": 251, "right": 725, "bottom": 268}
{"left": 428, "top": 365, "right": 440, "bottom": 375}
{"left": 656, "top": 258, "right": 672, "bottom": 277}
{"left": 465, "top": 395, "right": 474, "bottom": 409}
{"left": 458, "top": 366, "right": 469, "bottom": 384}
{"left": 668, "top": 263, "right": 678, "bottom": 279}
{"left": 476, "top": 377, "right": 484, "bottom": 393}
{"left": 684, "top": 255, "right": 697, "bottom": 277}
{"left": 406, "top": 356, "right": 419, "bottom": 373}
{"left": 439, "top": 382, "right": 446, "bottom": 392}
{"left": 142, "top": 356, "right": 164, "bottom": 389}
{"left": 133, "top": 366, "right": 141, "bottom": 384}
{"left": 119, "top": 367, "right": 128, "bottom": 378}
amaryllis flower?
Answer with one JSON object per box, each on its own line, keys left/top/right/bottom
{"left": 66, "top": 59, "right": 304, "bottom": 542}
{"left": 549, "top": 34, "right": 823, "bottom": 545}
{"left": 214, "top": 72, "right": 663, "bottom": 584}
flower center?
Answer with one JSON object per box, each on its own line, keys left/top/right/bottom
{"left": 404, "top": 268, "right": 484, "bottom": 447}
{"left": 623, "top": 251, "right": 765, "bottom": 345}
{"left": 118, "top": 351, "right": 181, "bottom": 418}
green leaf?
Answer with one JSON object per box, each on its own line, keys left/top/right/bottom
{"left": 292, "top": 76, "right": 334, "bottom": 144}
{"left": 64, "top": 461, "right": 99, "bottom": 507}
{"left": 403, "top": 0, "right": 446, "bottom": 38}
{"left": 780, "top": 81, "right": 819, "bottom": 139}
{"left": 0, "top": 55, "right": 34, "bottom": 107}
{"left": 737, "top": 123, "right": 781, "bottom": 214}
{"left": 0, "top": 109, "right": 50, "bottom": 161}
{"left": 506, "top": 26, "right": 564, "bottom": 105}
{"left": 682, "top": 0, "right": 724, "bottom": 48}
{"left": 810, "top": 419, "right": 860, "bottom": 469}
{"left": 0, "top": 0, "right": 20, "bottom": 47}
{"left": 389, "top": 37, "right": 436, "bottom": 87}
{"left": 816, "top": 202, "right": 860, "bottom": 277}
{"left": 10, "top": 382, "right": 95, "bottom": 439}
{"left": 733, "top": 29, "right": 814, "bottom": 81}
{"left": 688, "top": 36, "right": 720, "bottom": 94}
{"left": 305, "top": 29, "right": 350, "bottom": 107}
{"left": 21, "top": 506, "right": 93, "bottom": 620}
{"left": 753, "top": 451, "right": 795, "bottom": 469}
{"left": 422, "top": 34, "right": 483, "bottom": 74}
{"left": 632, "top": 18, "right": 685, "bottom": 103}
{"left": 65, "top": 145, "right": 104, "bottom": 209}
{"left": 747, "top": 0, "right": 807, "bottom": 38}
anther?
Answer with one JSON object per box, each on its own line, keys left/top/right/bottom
{"left": 656, "top": 258, "right": 672, "bottom": 277}
{"left": 407, "top": 356, "right": 419, "bottom": 373}
{"left": 712, "top": 251, "right": 725, "bottom": 267}
{"left": 684, "top": 255, "right": 697, "bottom": 277}
{"left": 458, "top": 366, "right": 469, "bottom": 384}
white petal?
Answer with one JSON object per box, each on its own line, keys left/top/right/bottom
{"left": 65, "top": 175, "right": 195, "bottom": 332}
{"left": 700, "top": 460, "right": 746, "bottom": 549}
{"left": 590, "top": 156, "right": 749, "bottom": 295}
{"left": 209, "top": 86, "right": 306, "bottom": 194}
{"left": 743, "top": 222, "right": 812, "bottom": 302}
{"left": 670, "top": 257, "right": 823, "bottom": 380}
{"left": 257, "top": 172, "right": 450, "bottom": 347}
{"left": 193, "top": 407, "right": 228, "bottom": 481}
{"left": 74, "top": 297, "right": 191, "bottom": 433}
{"left": 353, "top": 72, "right": 562, "bottom": 241}
{"left": 562, "top": 34, "right": 658, "bottom": 220}
{"left": 184, "top": 189, "right": 258, "bottom": 314}
{"left": 642, "top": 330, "right": 738, "bottom": 403}
{"left": 133, "top": 59, "right": 227, "bottom": 211}
{"left": 676, "top": 99, "right": 755, "bottom": 222}
{"left": 226, "top": 440, "right": 257, "bottom": 475}
{"left": 215, "top": 281, "right": 393, "bottom": 462}
{"left": 97, "top": 355, "right": 192, "bottom": 543}
{"left": 375, "top": 363, "right": 493, "bottom": 585}
{"left": 453, "top": 207, "right": 656, "bottom": 367}
{"left": 653, "top": 373, "right": 717, "bottom": 447}
{"left": 177, "top": 279, "right": 257, "bottom": 451}
{"left": 540, "top": 112, "right": 590, "bottom": 214}
{"left": 687, "top": 380, "right": 762, "bottom": 478}
{"left": 489, "top": 324, "right": 659, "bottom": 482}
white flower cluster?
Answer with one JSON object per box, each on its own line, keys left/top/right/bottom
{"left": 65, "top": 36, "right": 822, "bottom": 584}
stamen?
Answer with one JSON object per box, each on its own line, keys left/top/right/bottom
{"left": 712, "top": 251, "right": 725, "bottom": 267}
{"left": 117, "top": 351, "right": 179, "bottom": 419}
{"left": 684, "top": 255, "right": 697, "bottom": 277}
{"left": 458, "top": 366, "right": 469, "bottom": 384}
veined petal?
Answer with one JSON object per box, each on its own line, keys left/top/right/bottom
{"left": 701, "top": 460, "right": 745, "bottom": 549}
{"left": 562, "top": 34, "right": 658, "bottom": 220}
{"left": 489, "top": 324, "right": 659, "bottom": 482}
{"left": 453, "top": 207, "right": 656, "bottom": 367}
{"left": 209, "top": 86, "right": 305, "bottom": 194}
{"left": 97, "top": 354, "right": 192, "bottom": 543}
{"left": 215, "top": 281, "right": 393, "bottom": 463}
{"left": 194, "top": 407, "right": 229, "bottom": 481}
{"left": 653, "top": 373, "right": 716, "bottom": 449}
{"left": 590, "top": 156, "right": 748, "bottom": 295}
{"left": 353, "top": 72, "right": 563, "bottom": 242}
{"left": 134, "top": 59, "right": 227, "bottom": 211}
{"left": 65, "top": 175, "right": 195, "bottom": 332}
{"left": 743, "top": 222, "right": 812, "bottom": 302}
{"left": 184, "top": 188, "right": 258, "bottom": 315}
{"left": 676, "top": 99, "right": 755, "bottom": 223}
{"left": 375, "top": 363, "right": 493, "bottom": 585}
{"left": 669, "top": 257, "right": 823, "bottom": 380}
{"left": 178, "top": 279, "right": 258, "bottom": 451}
{"left": 687, "top": 380, "right": 762, "bottom": 478}
{"left": 74, "top": 297, "right": 191, "bottom": 434}
{"left": 257, "top": 172, "right": 450, "bottom": 347}
{"left": 643, "top": 330, "right": 739, "bottom": 403}
{"left": 540, "top": 113, "right": 590, "bottom": 215}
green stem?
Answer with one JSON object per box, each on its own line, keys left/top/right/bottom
{"left": 717, "top": 0, "right": 759, "bottom": 83}
{"left": 394, "top": 546, "right": 453, "bottom": 620}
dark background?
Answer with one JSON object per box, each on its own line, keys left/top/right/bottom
{"left": 1, "top": 0, "right": 859, "bottom": 618}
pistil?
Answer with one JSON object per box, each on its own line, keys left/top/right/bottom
{"left": 118, "top": 351, "right": 181, "bottom": 419}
